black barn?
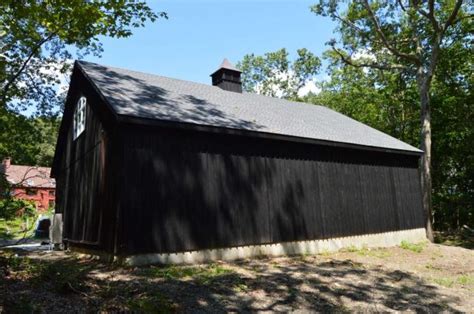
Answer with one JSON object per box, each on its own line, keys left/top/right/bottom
{"left": 51, "top": 59, "right": 426, "bottom": 264}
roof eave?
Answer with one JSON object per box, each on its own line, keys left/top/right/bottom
{"left": 116, "top": 113, "right": 423, "bottom": 156}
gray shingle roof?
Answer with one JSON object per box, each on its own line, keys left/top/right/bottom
{"left": 78, "top": 61, "right": 421, "bottom": 153}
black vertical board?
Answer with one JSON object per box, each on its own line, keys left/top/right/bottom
{"left": 263, "top": 156, "right": 276, "bottom": 243}
{"left": 399, "top": 166, "right": 414, "bottom": 230}
{"left": 217, "top": 152, "right": 240, "bottom": 247}
{"left": 410, "top": 168, "right": 425, "bottom": 228}
{"left": 343, "top": 162, "right": 366, "bottom": 236}
{"left": 298, "top": 158, "right": 318, "bottom": 240}
{"left": 271, "top": 156, "right": 294, "bottom": 242}
{"left": 391, "top": 167, "right": 402, "bottom": 231}
{"left": 407, "top": 168, "right": 420, "bottom": 229}
{"left": 358, "top": 164, "right": 371, "bottom": 234}
{"left": 318, "top": 158, "right": 340, "bottom": 238}
{"left": 252, "top": 154, "right": 271, "bottom": 243}
{"left": 309, "top": 157, "right": 324, "bottom": 239}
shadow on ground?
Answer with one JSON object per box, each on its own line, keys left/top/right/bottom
{"left": 1, "top": 249, "right": 463, "bottom": 313}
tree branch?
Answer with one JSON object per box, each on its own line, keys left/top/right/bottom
{"left": 362, "top": 0, "right": 420, "bottom": 65}
{"left": 443, "top": 0, "right": 464, "bottom": 32}
{"left": 397, "top": 0, "right": 407, "bottom": 12}
{"left": 416, "top": 0, "right": 441, "bottom": 32}
{"left": 453, "top": 13, "right": 474, "bottom": 24}
{"left": 424, "top": 0, "right": 463, "bottom": 87}
{"left": 1, "top": 32, "right": 57, "bottom": 104}
{"left": 333, "top": 13, "right": 365, "bottom": 33}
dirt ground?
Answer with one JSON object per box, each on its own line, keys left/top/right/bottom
{"left": 1, "top": 242, "right": 473, "bottom": 312}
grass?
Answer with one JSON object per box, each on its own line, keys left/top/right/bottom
{"left": 342, "top": 245, "right": 391, "bottom": 259}
{"left": 400, "top": 241, "right": 426, "bottom": 253}
{"left": 128, "top": 293, "right": 177, "bottom": 313}
{"left": 432, "top": 274, "right": 474, "bottom": 288}
{"left": 138, "top": 263, "right": 235, "bottom": 285}
{"left": 0, "top": 251, "right": 92, "bottom": 293}
{"left": 0, "top": 216, "right": 36, "bottom": 240}
{"left": 343, "top": 245, "right": 360, "bottom": 253}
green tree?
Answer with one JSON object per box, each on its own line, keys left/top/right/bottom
{"left": 311, "top": 0, "right": 472, "bottom": 241}
{"left": 306, "top": 58, "right": 420, "bottom": 146}
{"left": 430, "top": 38, "right": 473, "bottom": 230}
{"left": 237, "top": 48, "right": 321, "bottom": 100}
{"left": 0, "top": 0, "right": 167, "bottom": 169}
{"left": 0, "top": 165, "right": 37, "bottom": 220}
{"left": 0, "top": 0, "right": 166, "bottom": 115}
{"left": 0, "top": 109, "right": 60, "bottom": 167}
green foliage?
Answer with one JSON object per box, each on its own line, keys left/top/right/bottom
{"left": 0, "top": 213, "right": 37, "bottom": 239}
{"left": 430, "top": 40, "right": 474, "bottom": 230}
{"left": 0, "top": 109, "right": 60, "bottom": 166}
{"left": 0, "top": 0, "right": 166, "bottom": 115}
{"left": 0, "top": 198, "right": 35, "bottom": 220}
{"left": 310, "top": 0, "right": 472, "bottom": 74}
{"left": 400, "top": 241, "right": 426, "bottom": 253}
{"left": 434, "top": 231, "right": 474, "bottom": 250}
{"left": 0, "top": 171, "right": 36, "bottom": 220}
{"left": 306, "top": 64, "right": 420, "bottom": 146}
{"left": 237, "top": 48, "right": 321, "bottom": 99}
{"left": 0, "top": 168, "right": 37, "bottom": 225}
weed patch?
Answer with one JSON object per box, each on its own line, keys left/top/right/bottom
{"left": 128, "top": 293, "right": 177, "bottom": 313}
{"left": 400, "top": 241, "right": 426, "bottom": 253}
{"left": 432, "top": 274, "right": 474, "bottom": 288}
{"left": 341, "top": 245, "right": 391, "bottom": 259}
{"left": 139, "top": 263, "right": 235, "bottom": 285}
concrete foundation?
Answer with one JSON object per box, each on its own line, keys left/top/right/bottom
{"left": 124, "top": 228, "right": 426, "bottom": 266}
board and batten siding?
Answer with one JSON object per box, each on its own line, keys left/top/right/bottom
{"left": 53, "top": 69, "right": 115, "bottom": 251}
{"left": 112, "top": 124, "right": 425, "bottom": 256}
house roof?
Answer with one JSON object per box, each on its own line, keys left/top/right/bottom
{"left": 1, "top": 164, "right": 55, "bottom": 188}
{"left": 77, "top": 61, "right": 422, "bottom": 154}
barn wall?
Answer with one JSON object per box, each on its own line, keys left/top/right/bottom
{"left": 114, "top": 125, "right": 425, "bottom": 256}
{"left": 54, "top": 70, "right": 116, "bottom": 252}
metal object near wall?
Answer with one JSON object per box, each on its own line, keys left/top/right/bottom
{"left": 50, "top": 213, "right": 63, "bottom": 249}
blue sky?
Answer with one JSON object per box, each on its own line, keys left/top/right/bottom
{"left": 84, "top": 0, "right": 337, "bottom": 85}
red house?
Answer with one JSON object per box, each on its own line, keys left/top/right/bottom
{"left": 1, "top": 158, "right": 56, "bottom": 211}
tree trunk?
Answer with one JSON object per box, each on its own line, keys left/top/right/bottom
{"left": 419, "top": 78, "right": 435, "bottom": 242}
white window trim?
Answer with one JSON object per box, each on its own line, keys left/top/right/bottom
{"left": 73, "top": 96, "right": 87, "bottom": 140}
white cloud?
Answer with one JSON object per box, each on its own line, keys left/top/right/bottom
{"left": 298, "top": 80, "right": 321, "bottom": 97}
{"left": 254, "top": 70, "right": 321, "bottom": 98}
{"left": 352, "top": 49, "right": 376, "bottom": 61}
